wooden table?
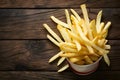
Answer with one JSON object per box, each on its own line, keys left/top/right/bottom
{"left": 0, "top": 0, "right": 120, "bottom": 80}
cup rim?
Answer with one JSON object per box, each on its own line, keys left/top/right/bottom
{"left": 67, "top": 56, "right": 102, "bottom": 67}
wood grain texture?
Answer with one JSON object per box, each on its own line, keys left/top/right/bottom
{"left": 0, "top": 0, "right": 119, "bottom": 8}
{"left": 0, "top": 40, "right": 120, "bottom": 71}
{"left": 0, "top": 9, "right": 120, "bottom": 39}
{"left": 0, "top": 71, "right": 119, "bottom": 80}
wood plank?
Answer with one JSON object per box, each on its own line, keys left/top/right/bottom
{"left": 0, "top": 71, "right": 119, "bottom": 80}
{"left": 0, "top": 0, "right": 119, "bottom": 8}
{"left": 0, "top": 40, "right": 120, "bottom": 71}
{"left": 0, "top": 9, "right": 120, "bottom": 39}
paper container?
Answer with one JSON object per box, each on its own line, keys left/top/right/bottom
{"left": 67, "top": 57, "right": 102, "bottom": 75}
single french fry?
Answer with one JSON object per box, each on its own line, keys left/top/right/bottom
{"left": 84, "top": 55, "right": 93, "bottom": 64}
{"left": 43, "top": 24, "right": 63, "bottom": 42}
{"left": 81, "top": 4, "right": 89, "bottom": 27}
{"left": 103, "top": 22, "right": 111, "bottom": 32}
{"left": 96, "top": 10, "right": 102, "bottom": 33}
{"left": 104, "top": 45, "right": 111, "bottom": 50}
{"left": 70, "top": 9, "right": 81, "bottom": 21}
{"left": 103, "top": 54, "right": 110, "bottom": 66}
{"left": 47, "top": 34, "right": 59, "bottom": 46}
{"left": 58, "top": 64, "right": 69, "bottom": 72}
{"left": 49, "top": 51, "right": 64, "bottom": 63}
{"left": 65, "top": 9, "right": 72, "bottom": 30}
{"left": 51, "top": 16, "right": 69, "bottom": 28}
{"left": 59, "top": 42, "right": 76, "bottom": 49}
{"left": 57, "top": 57, "right": 66, "bottom": 66}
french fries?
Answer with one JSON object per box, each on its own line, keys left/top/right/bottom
{"left": 44, "top": 4, "right": 111, "bottom": 72}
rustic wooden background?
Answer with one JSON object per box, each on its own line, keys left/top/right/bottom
{"left": 0, "top": 0, "right": 120, "bottom": 80}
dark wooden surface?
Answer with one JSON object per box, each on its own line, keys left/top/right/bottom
{"left": 0, "top": 0, "right": 120, "bottom": 80}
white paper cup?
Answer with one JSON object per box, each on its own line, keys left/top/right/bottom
{"left": 67, "top": 57, "right": 102, "bottom": 75}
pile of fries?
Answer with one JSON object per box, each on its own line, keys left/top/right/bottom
{"left": 43, "top": 4, "right": 111, "bottom": 72}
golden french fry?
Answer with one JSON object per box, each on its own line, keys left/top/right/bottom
{"left": 57, "top": 57, "right": 66, "bottom": 66}
{"left": 59, "top": 42, "right": 76, "bottom": 49}
{"left": 51, "top": 16, "right": 69, "bottom": 28}
{"left": 81, "top": 4, "right": 89, "bottom": 27}
{"left": 43, "top": 24, "right": 63, "bottom": 42}
{"left": 96, "top": 10, "right": 102, "bottom": 33}
{"left": 81, "top": 4, "right": 94, "bottom": 40}
{"left": 49, "top": 51, "right": 64, "bottom": 63}
{"left": 103, "top": 22, "right": 111, "bottom": 31}
{"left": 59, "top": 45, "right": 78, "bottom": 53}
{"left": 70, "top": 9, "right": 81, "bottom": 21}
{"left": 47, "top": 34, "right": 59, "bottom": 46}
{"left": 103, "top": 54, "right": 110, "bottom": 66}
{"left": 65, "top": 9, "right": 72, "bottom": 30}
{"left": 69, "top": 57, "right": 80, "bottom": 63}
{"left": 58, "top": 64, "right": 69, "bottom": 72}
{"left": 104, "top": 45, "right": 111, "bottom": 50}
